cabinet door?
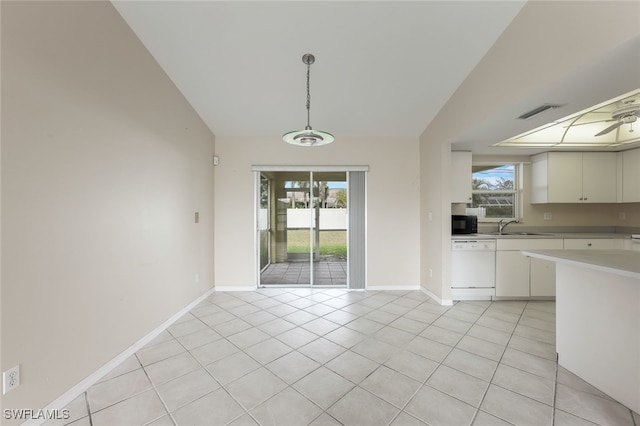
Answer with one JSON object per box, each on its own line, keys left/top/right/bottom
{"left": 622, "top": 148, "right": 640, "bottom": 202}
{"left": 451, "top": 151, "right": 472, "bottom": 203}
{"left": 582, "top": 153, "right": 617, "bottom": 203}
{"left": 530, "top": 257, "right": 556, "bottom": 297}
{"left": 547, "top": 153, "right": 583, "bottom": 202}
{"left": 496, "top": 251, "right": 530, "bottom": 297}
{"left": 563, "top": 239, "right": 625, "bottom": 249}
{"left": 626, "top": 240, "right": 640, "bottom": 251}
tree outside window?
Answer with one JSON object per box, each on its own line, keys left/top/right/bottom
{"left": 471, "top": 164, "right": 517, "bottom": 220}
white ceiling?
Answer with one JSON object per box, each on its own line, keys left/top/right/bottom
{"left": 111, "top": 1, "right": 640, "bottom": 155}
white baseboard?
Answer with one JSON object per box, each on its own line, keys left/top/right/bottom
{"left": 367, "top": 285, "right": 420, "bottom": 291}
{"left": 420, "top": 286, "right": 453, "bottom": 306}
{"left": 214, "top": 285, "right": 257, "bottom": 292}
{"left": 23, "top": 287, "right": 216, "bottom": 426}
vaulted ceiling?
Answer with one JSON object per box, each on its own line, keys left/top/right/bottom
{"left": 112, "top": 1, "right": 640, "bottom": 155}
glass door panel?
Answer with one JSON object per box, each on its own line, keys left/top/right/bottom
{"left": 312, "top": 172, "right": 348, "bottom": 286}
{"left": 259, "top": 171, "right": 312, "bottom": 286}
{"left": 258, "top": 174, "right": 270, "bottom": 273}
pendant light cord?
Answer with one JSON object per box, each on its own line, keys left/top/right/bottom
{"left": 306, "top": 61, "right": 311, "bottom": 129}
{"left": 282, "top": 53, "right": 333, "bottom": 146}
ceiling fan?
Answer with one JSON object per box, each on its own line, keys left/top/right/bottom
{"left": 594, "top": 97, "right": 639, "bottom": 137}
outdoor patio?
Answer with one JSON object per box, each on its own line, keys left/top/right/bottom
{"left": 260, "top": 261, "right": 347, "bottom": 286}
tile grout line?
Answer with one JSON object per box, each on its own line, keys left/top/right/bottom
{"left": 243, "top": 288, "right": 361, "bottom": 426}
{"left": 180, "top": 292, "right": 276, "bottom": 426}
{"left": 76, "top": 290, "right": 637, "bottom": 426}
{"left": 153, "top": 292, "right": 268, "bottom": 425}
{"left": 471, "top": 300, "right": 530, "bottom": 426}
{"left": 136, "top": 359, "right": 177, "bottom": 426}
{"left": 213, "top": 292, "right": 298, "bottom": 426}
{"left": 226, "top": 288, "right": 363, "bottom": 425}
{"left": 366, "top": 294, "right": 478, "bottom": 426}
{"left": 447, "top": 299, "right": 497, "bottom": 426}
{"left": 83, "top": 391, "right": 93, "bottom": 426}
{"left": 458, "top": 300, "right": 630, "bottom": 426}
{"left": 434, "top": 298, "right": 498, "bottom": 426}
{"left": 305, "top": 290, "right": 418, "bottom": 426}
{"left": 552, "top": 350, "right": 559, "bottom": 426}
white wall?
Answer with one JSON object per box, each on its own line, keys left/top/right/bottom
{"left": 214, "top": 136, "right": 420, "bottom": 288}
{"left": 1, "top": 1, "right": 215, "bottom": 414}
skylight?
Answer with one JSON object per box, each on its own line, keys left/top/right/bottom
{"left": 495, "top": 89, "right": 640, "bottom": 149}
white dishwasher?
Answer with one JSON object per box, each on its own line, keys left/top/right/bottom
{"left": 451, "top": 239, "right": 496, "bottom": 300}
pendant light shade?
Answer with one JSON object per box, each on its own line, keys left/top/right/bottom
{"left": 283, "top": 54, "right": 334, "bottom": 146}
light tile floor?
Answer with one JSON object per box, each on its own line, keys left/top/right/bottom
{"left": 46, "top": 289, "right": 640, "bottom": 426}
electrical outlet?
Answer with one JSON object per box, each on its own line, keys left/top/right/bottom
{"left": 619, "top": 212, "right": 626, "bottom": 220}
{"left": 543, "top": 212, "right": 553, "bottom": 220}
{"left": 195, "top": 273, "right": 199, "bottom": 284}
{"left": 3, "top": 365, "right": 20, "bottom": 394}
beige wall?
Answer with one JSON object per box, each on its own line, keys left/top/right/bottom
{"left": 419, "top": 142, "right": 453, "bottom": 303}
{"left": 420, "top": 1, "right": 640, "bottom": 302}
{"left": 214, "top": 136, "right": 421, "bottom": 288}
{"left": 1, "top": 1, "right": 215, "bottom": 414}
{"left": 524, "top": 202, "right": 640, "bottom": 228}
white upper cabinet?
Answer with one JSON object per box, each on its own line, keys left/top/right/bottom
{"left": 547, "top": 152, "right": 583, "bottom": 202}
{"left": 622, "top": 148, "right": 640, "bottom": 203}
{"left": 451, "top": 151, "right": 472, "bottom": 203}
{"left": 531, "top": 152, "right": 617, "bottom": 203}
{"left": 581, "top": 153, "right": 618, "bottom": 202}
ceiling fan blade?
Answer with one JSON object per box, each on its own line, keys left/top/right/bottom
{"left": 564, "top": 119, "right": 616, "bottom": 128}
{"left": 595, "top": 121, "right": 623, "bottom": 137}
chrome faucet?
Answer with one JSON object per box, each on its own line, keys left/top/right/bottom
{"left": 498, "top": 219, "right": 519, "bottom": 234}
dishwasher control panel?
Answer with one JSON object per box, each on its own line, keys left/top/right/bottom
{"left": 452, "top": 240, "right": 496, "bottom": 251}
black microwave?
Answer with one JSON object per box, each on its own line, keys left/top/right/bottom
{"left": 452, "top": 215, "right": 477, "bottom": 234}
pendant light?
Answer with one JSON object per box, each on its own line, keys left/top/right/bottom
{"left": 282, "top": 53, "right": 334, "bottom": 146}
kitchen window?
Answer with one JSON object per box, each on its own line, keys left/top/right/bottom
{"left": 470, "top": 163, "right": 519, "bottom": 221}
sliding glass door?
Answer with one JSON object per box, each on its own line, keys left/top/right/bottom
{"left": 256, "top": 168, "right": 356, "bottom": 288}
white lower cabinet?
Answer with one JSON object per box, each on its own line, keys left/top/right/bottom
{"left": 495, "top": 239, "right": 564, "bottom": 298}
{"left": 530, "top": 257, "right": 556, "bottom": 297}
{"left": 495, "top": 251, "right": 530, "bottom": 297}
{"left": 563, "top": 238, "right": 625, "bottom": 250}
{"left": 625, "top": 239, "right": 640, "bottom": 251}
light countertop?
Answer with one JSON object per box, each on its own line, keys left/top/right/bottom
{"left": 522, "top": 249, "right": 640, "bottom": 280}
{"left": 452, "top": 232, "right": 635, "bottom": 240}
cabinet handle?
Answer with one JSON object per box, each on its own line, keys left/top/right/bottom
{"left": 579, "top": 197, "right": 583, "bottom": 200}
{"left": 584, "top": 197, "right": 588, "bottom": 200}
{"left": 588, "top": 243, "right": 592, "bottom": 247}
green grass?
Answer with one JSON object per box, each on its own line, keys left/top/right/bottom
{"left": 287, "top": 230, "right": 347, "bottom": 256}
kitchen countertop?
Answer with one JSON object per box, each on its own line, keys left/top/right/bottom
{"left": 523, "top": 249, "right": 640, "bottom": 279}
{"left": 533, "top": 249, "right": 640, "bottom": 414}
{"left": 452, "top": 232, "right": 635, "bottom": 240}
